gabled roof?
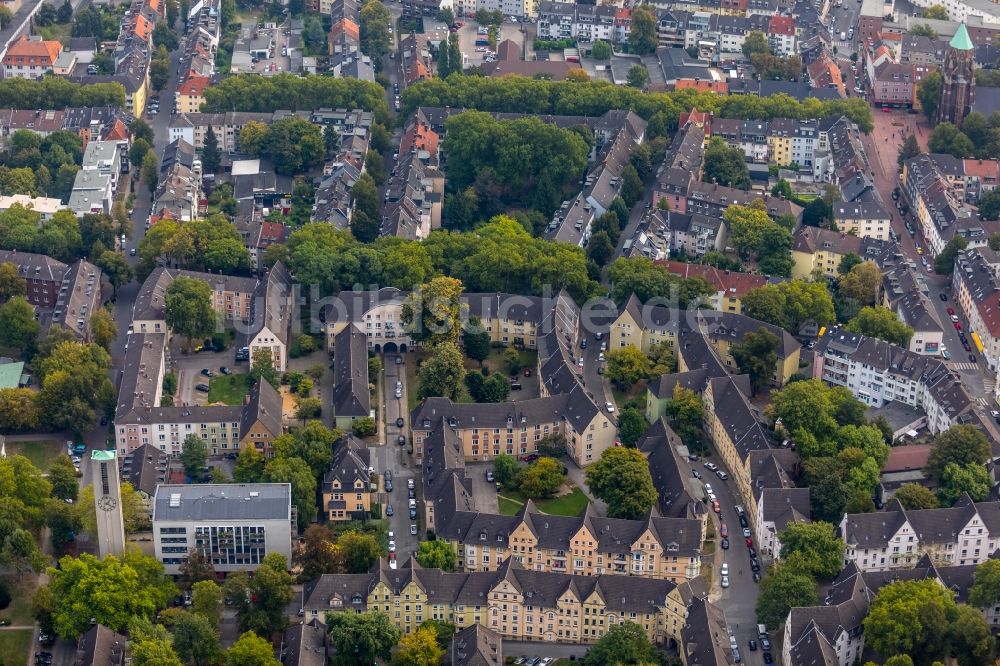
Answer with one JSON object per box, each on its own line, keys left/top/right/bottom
{"left": 240, "top": 379, "right": 282, "bottom": 438}
{"left": 332, "top": 323, "right": 370, "bottom": 417}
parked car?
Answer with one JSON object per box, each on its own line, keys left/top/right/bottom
{"left": 409, "top": 507, "right": 417, "bottom": 519}
{"left": 704, "top": 462, "right": 718, "bottom": 471}
{"left": 519, "top": 454, "right": 539, "bottom": 463}
{"left": 410, "top": 524, "right": 418, "bottom": 535}
{"left": 486, "top": 471, "right": 495, "bottom": 482}
{"left": 201, "top": 368, "right": 214, "bottom": 377}
{"left": 720, "top": 523, "right": 728, "bottom": 538}
{"left": 721, "top": 537, "right": 729, "bottom": 549}
{"left": 195, "top": 384, "right": 210, "bottom": 392}
{"left": 396, "top": 417, "right": 405, "bottom": 428}
{"left": 721, "top": 575, "right": 729, "bottom": 588}
{"left": 716, "top": 470, "right": 728, "bottom": 480}
{"left": 385, "top": 480, "right": 392, "bottom": 492}
{"left": 386, "top": 505, "right": 393, "bottom": 516}
{"left": 220, "top": 366, "right": 231, "bottom": 375}
{"left": 748, "top": 639, "right": 757, "bottom": 651}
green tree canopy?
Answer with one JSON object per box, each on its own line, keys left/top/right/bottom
{"left": 756, "top": 563, "right": 819, "bottom": 630}
{"left": 892, "top": 483, "right": 939, "bottom": 510}
{"left": 164, "top": 277, "right": 216, "bottom": 347}
{"left": 731, "top": 327, "right": 780, "bottom": 394}
{"left": 326, "top": 611, "right": 401, "bottom": 666}
{"left": 926, "top": 425, "right": 991, "bottom": 482}
{"left": 517, "top": 457, "right": 564, "bottom": 499}
{"left": 581, "top": 621, "right": 658, "bottom": 666}
{"left": 415, "top": 540, "right": 457, "bottom": 571}
{"left": 703, "top": 136, "right": 750, "bottom": 189}
{"left": 585, "top": 447, "right": 657, "bottom": 519}
{"left": 844, "top": 306, "right": 914, "bottom": 347}
{"left": 777, "top": 521, "right": 845, "bottom": 580}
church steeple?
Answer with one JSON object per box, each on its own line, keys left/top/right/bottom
{"left": 937, "top": 23, "right": 976, "bottom": 126}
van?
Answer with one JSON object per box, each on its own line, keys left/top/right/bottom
{"left": 757, "top": 624, "right": 768, "bottom": 638}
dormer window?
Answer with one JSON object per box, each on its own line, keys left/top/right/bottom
{"left": 480, "top": 531, "right": 488, "bottom": 541}
{"left": 351, "top": 594, "right": 362, "bottom": 605}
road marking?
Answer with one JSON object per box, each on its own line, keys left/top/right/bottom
{"left": 951, "top": 362, "right": 980, "bottom": 371}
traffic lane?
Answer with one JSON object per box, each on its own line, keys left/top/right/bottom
{"left": 372, "top": 443, "right": 419, "bottom": 557}
{"left": 385, "top": 358, "right": 408, "bottom": 446}
{"left": 695, "top": 459, "right": 767, "bottom": 665}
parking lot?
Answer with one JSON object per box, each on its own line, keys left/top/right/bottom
{"left": 171, "top": 348, "right": 242, "bottom": 406}
{"left": 453, "top": 19, "right": 529, "bottom": 66}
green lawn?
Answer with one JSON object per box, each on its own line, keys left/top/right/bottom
{"left": 0, "top": 575, "right": 37, "bottom": 626}
{"left": 5, "top": 440, "right": 63, "bottom": 472}
{"left": 207, "top": 374, "right": 249, "bottom": 405}
{"left": 0, "top": 630, "right": 32, "bottom": 665}
{"left": 498, "top": 487, "right": 589, "bottom": 517}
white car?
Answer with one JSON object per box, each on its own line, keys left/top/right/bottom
{"left": 721, "top": 562, "right": 729, "bottom": 576}
{"left": 721, "top": 575, "right": 730, "bottom": 588}
{"left": 389, "top": 559, "right": 397, "bottom": 569}
{"left": 577, "top": 357, "right": 584, "bottom": 368}
{"left": 388, "top": 540, "right": 396, "bottom": 552}
{"left": 475, "top": 46, "right": 486, "bottom": 52}
{"left": 410, "top": 524, "right": 418, "bottom": 535}
{"left": 388, "top": 530, "right": 394, "bottom": 539}
{"left": 704, "top": 483, "right": 713, "bottom": 495}
{"left": 704, "top": 462, "right": 719, "bottom": 472}
{"left": 605, "top": 401, "right": 615, "bottom": 413}
{"left": 598, "top": 352, "right": 605, "bottom": 362}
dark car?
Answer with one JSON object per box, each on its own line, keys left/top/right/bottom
{"left": 396, "top": 417, "right": 404, "bottom": 428}
{"left": 581, "top": 339, "right": 588, "bottom": 349}
{"left": 408, "top": 488, "right": 416, "bottom": 499}
{"left": 739, "top": 515, "right": 748, "bottom": 528}
{"left": 220, "top": 366, "right": 232, "bottom": 375}
{"left": 963, "top": 342, "right": 972, "bottom": 352}
{"left": 940, "top": 292, "right": 948, "bottom": 301}
{"left": 225, "top": 452, "right": 238, "bottom": 460}
{"left": 201, "top": 368, "right": 214, "bottom": 377}
{"left": 385, "top": 480, "right": 393, "bottom": 492}
{"left": 395, "top": 355, "right": 403, "bottom": 364}
{"left": 409, "top": 507, "right": 417, "bottom": 519}
{"left": 748, "top": 546, "right": 757, "bottom": 559}
{"left": 750, "top": 558, "right": 761, "bottom": 572}
{"left": 195, "top": 384, "right": 210, "bottom": 392}
{"left": 748, "top": 639, "right": 757, "bottom": 651}
{"left": 398, "top": 435, "right": 406, "bottom": 445}
{"left": 721, "top": 537, "right": 729, "bottom": 549}
{"left": 763, "top": 653, "right": 773, "bottom": 665}
{"left": 970, "top": 354, "right": 977, "bottom": 362}
{"left": 385, "top": 504, "right": 393, "bottom": 516}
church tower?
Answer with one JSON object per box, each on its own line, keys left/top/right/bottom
{"left": 91, "top": 450, "right": 126, "bottom": 558}
{"left": 938, "top": 22, "right": 976, "bottom": 126}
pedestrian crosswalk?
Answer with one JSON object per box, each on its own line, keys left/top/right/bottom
{"left": 978, "top": 397, "right": 989, "bottom": 408}
{"left": 951, "top": 362, "right": 980, "bottom": 371}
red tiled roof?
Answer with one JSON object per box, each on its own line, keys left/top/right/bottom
{"left": 768, "top": 15, "right": 795, "bottom": 36}
{"left": 964, "top": 159, "right": 1000, "bottom": 180}
{"left": 881, "top": 444, "right": 931, "bottom": 473}
{"left": 656, "top": 260, "right": 769, "bottom": 298}
{"left": 2, "top": 36, "right": 61, "bottom": 65}
{"left": 177, "top": 75, "right": 211, "bottom": 97}
{"left": 675, "top": 79, "right": 728, "bottom": 93}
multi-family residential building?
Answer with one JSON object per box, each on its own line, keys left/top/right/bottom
{"left": 639, "top": 417, "right": 707, "bottom": 520}
{"left": 75, "top": 625, "right": 130, "bottom": 666}
{"left": 0, "top": 194, "right": 64, "bottom": 219}
{"left": 302, "top": 557, "right": 709, "bottom": 647}
{"left": 839, "top": 496, "right": 1000, "bottom": 571}
{"left": 1, "top": 35, "right": 61, "bottom": 79}
{"left": 657, "top": 261, "right": 769, "bottom": 314}
{"left": 246, "top": 261, "right": 293, "bottom": 372}
{"left": 791, "top": 226, "right": 901, "bottom": 280}
{"left": 321, "top": 436, "right": 371, "bottom": 521}
{"left": 813, "top": 327, "right": 979, "bottom": 434}
{"left": 610, "top": 297, "right": 802, "bottom": 385}
{"left": 832, "top": 200, "right": 892, "bottom": 241}
{"left": 331, "top": 323, "right": 371, "bottom": 431}
{"left": 174, "top": 75, "right": 211, "bottom": 115}
{"left": 881, "top": 265, "right": 945, "bottom": 355}
{"left": 131, "top": 267, "right": 258, "bottom": 333}
{"left": 113, "top": 333, "right": 284, "bottom": 455}
{"left": 411, "top": 394, "right": 616, "bottom": 468}
{"left": 382, "top": 109, "right": 444, "bottom": 240}
{"left": 152, "top": 483, "right": 294, "bottom": 574}
{"left": 953, "top": 249, "right": 1000, "bottom": 368}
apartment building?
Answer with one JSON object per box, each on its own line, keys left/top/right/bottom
{"left": 791, "top": 226, "right": 900, "bottom": 280}
{"left": 0, "top": 194, "right": 64, "bottom": 219}
{"left": 247, "top": 261, "right": 293, "bottom": 372}
{"left": 813, "top": 327, "right": 977, "bottom": 434}
{"left": 331, "top": 324, "right": 371, "bottom": 431}
{"left": 175, "top": 75, "right": 211, "bottom": 115}
{"left": 832, "top": 200, "right": 892, "bottom": 241}
{"left": 132, "top": 267, "right": 258, "bottom": 333}
{"left": 839, "top": 496, "right": 1000, "bottom": 571}
{"left": 411, "top": 394, "right": 616, "bottom": 468}
{"left": 321, "top": 436, "right": 371, "bottom": 521}
{"left": 953, "top": 249, "right": 1000, "bottom": 368}
{"left": 656, "top": 261, "right": 768, "bottom": 314}
{"left": 152, "top": 483, "right": 294, "bottom": 574}
{"left": 610, "top": 298, "right": 801, "bottom": 386}
{"left": 1, "top": 35, "right": 61, "bottom": 79}
{"left": 302, "top": 557, "right": 703, "bottom": 647}
{"left": 881, "top": 265, "right": 945, "bottom": 355}
{"left": 113, "top": 333, "right": 284, "bottom": 455}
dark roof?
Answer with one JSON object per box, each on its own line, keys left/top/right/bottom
{"left": 240, "top": 379, "right": 283, "bottom": 439}
{"left": 281, "top": 619, "right": 326, "bottom": 666}
{"left": 681, "top": 597, "right": 732, "bottom": 665}
{"left": 450, "top": 624, "right": 502, "bottom": 666}
{"left": 639, "top": 418, "right": 703, "bottom": 519}
{"left": 75, "top": 625, "right": 129, "bottom": 665}
{"left": 152, "top": 483, "right": 292, "bottom": 521}
{"left": 332, "top": 323, "right": 370, "bottom": 417}
{"left": 120, "top": 443, "right": 168, "bottom": 498}
{"left": 323, "top": 437, "right": 370, "bottom": 499}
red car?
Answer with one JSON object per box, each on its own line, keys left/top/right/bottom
{"left": 947, "top": 307, "right": 956, "bottom": 316}
{"left": 720, "top": 523, "right": 729, "bottom": 538}
{"left": 712, "top": 500, "right": 721, "bottom": 513}
{"left": 746, "top": 537, "right": 754, "bottom": 548}
{"left": 955, "top": 322, "right": 962, "bottom": 330}
{"left": 523, "top": 367, "right": 531, "bottom": 377}
{"left": 519, "top": 454, "right": 539, "bottom": 463}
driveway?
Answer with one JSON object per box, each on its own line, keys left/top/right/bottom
{"left": 464, "top": 461, "right": 500, "bottom": 514}
{"left": 171, "top": 349, "right": 236, "bottom": 406}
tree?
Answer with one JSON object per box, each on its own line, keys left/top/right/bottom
{"left": 164, "top": 277, "right": 215, "bottom": 349}
{"left": 260, "top": 118, "right": 324, "bottom": 176}
{"left": 585, "top": 447, "right": 657, "bottom": 519}
{"left": 910, "top": 22, "right": 938, "bottom": 38}
{"left": 617, "top": 408, "right": 649, "bottom": 447}
{"left": 190, "top": 580, "right": 223, "bottom": 628}
{"left": 493, "top": 454, "right": 518, "bottom": 487}
{"left": 326, "top": 611, "right": 401, "bottom": 666}
{"left": 924, "top": 3, "right": 948, "bottom": 18}
{"left": 180, "top": 434, "right": 208, "bottom": 479}
{"left": 463, "top": 316, "right": 491, "bottom": 364}
{"left": 226, "top": 554, "right": 294, "bottom": 637}
{"left": 263, "top": 456, "right": 317, "bottom": 529}
{"left": 587, "top": 230, "right": 615, "bottom": 267}
{"left": 801, "top": 197, "right": 832, "bottom": 228}
{"left": 403, "top": 276, "right": 465, "bottom": 346}
{"left": 742, "top": 280, "right": 835, "bottom": 333}
{"left": 393, "top": 626, "right": 445, "bottom": 666}
{"left": 418, "top": 341, "right": 466, "bottom": 400}
{"left": 845, "top": 306, "right": 914, "bottom": 347}
{"left": 48, "top": 454, "right": 79, "bottom": 501}
{"left": 225, "top": 632, "right": 280, "bottom": 666}
{"left": 626, "top": 64, "right": 649, "bottom": 89}
{"left": 743, "top": 30, "right": 770, "bottom": 57}
{"left": 415, "top": 540, "right": 457, "bottom": 571}
{"left": 926, "top": 425, "right": 991, "bottom": 482}
{"left": 969, "top": 559, "right": 1000, "bottom": 609}
{"left": 233, "top": 444, "right": 265, "bottom": 483}
{"left": 892, "top": 483, "right": 939, "bottom": 510}
{"left": 898, "top": 134, "right": 920, "bottom": 167}
{"left": 591, "top": 39, "right": 611, "bottom": 59}
{"left": 34, "top": 340, "right": 115, "bottom": 432}
{"left": 360, "top": 0, "right": 393, "bottom": 64}
{"left": 581, "top": 621, "right": 658, "bottom": 666}
{"left": 96, "top": 250, "right": 133, "bottom": 294}
{"left": 172, "top": 612, "right": 220, "bottom": 666}
{"left": 131, "top": 635, "right": 183, "bottom": 666}
{"left": 47, "top": 552, "right": 176, "bottom": 638}
{"left": 777, "top": 522, "right": 845, "bottom": 580}
{"left": 141, "top": 148, "right": 159, "bottom": 194}
{"left": 239, "top": 121, "right": 268, "bottom": 154}
{"left": 0, "top": 296, "right": 39, "bottom": 348}
{"left": 948, "top": 604, "right": 996, "bottom": 666}
{"left": 249, "top": 349, "right": 280, "bottom": 389}
{"left": 863, "top": 579, "right": 956, "bottom": 660}
{"left": 982, "top": 193, "right": 1000, "bottom": 222}
{"left": 928, "top": 121, "right": 974, "bottom": 158}
{"left": 338, "top": 530, "right": 382, "bottom": 573}
{"left": 88, "top": 308, "right": 117, "bottom": 352}
{"left": 731, "top": 327, "right": 779, "bottom": 394}
{"left": 756, "top": 564, "right": 819, "bottom": 630}
{"left": 665, "top": 385, "right": 704, "bottom": 451}
{"left": 938, "top": 462, "right": 991, "bottom": 505}
{"left": 703, "top": 136, "right": 750, "bottom": 189}
{"left": 153, "top": 21, "right": 179, "bottom": 50}
{"left": 628, "top": 4, "right": 657, "bottom": 54}
{"left": 295, "top": 525, "right": 342, "bottom": 582}
{"left": 934, "top": 235, "right": 968, "bottom": 274}
{"left": 517, "top": 457, "right": 564, "bottom": 499}
{"left": 838, "top": 261, "right": 882, "bottom": 305}
{"left": 178, "top": 548, "right": 215, "bottom": 590}
{"left": 918, "top": 70, "right": 942, "bottom": 122}
{"left": 606, "top": 345, "right": 652, "bottom": 390}
{"left": 202, "top": 126, "right": 221, "bottom": 174}
{"left": 352, "top": 415, "right": 376, "bottom": 437}
{"left": 0, "top": 261, "right": 24, "bottom": 301}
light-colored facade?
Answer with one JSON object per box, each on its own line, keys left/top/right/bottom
{"left": 152, "top": 483, "right": 295, "bottom": 574}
